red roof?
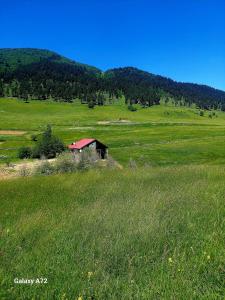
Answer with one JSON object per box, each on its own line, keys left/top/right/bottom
{"left": 68, "top": 138, "right": 95, "bottom": 150}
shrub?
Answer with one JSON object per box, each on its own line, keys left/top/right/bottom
{"left": 18, "top": 146, "right": 32, "bottom": 159}
{"left": 199, "top": 111, "right": 204, "bottom": 117}
{"left": 19, "top": 165, "right": 30, "bottom": 176}
{"left": 0, "top": 155, "right": 8, "bottom": 161}
{"left": 35, "top": 161, "right": 55, "bottom": 175}
{"left": 55, "top": 153, "right": 77, "bottom": 173}
{"left": 77, "top": 148, "right": 98, "bottom": 170}
{"left": 34, "top": 149, "right": 107, "bottom": 176}
{"left": 128, "top": 105, "right": 137, "bottom": 112}
{"left": 31, "top": 146, "right": 41, "bottom": 159}
{"left": 32, "top": 125, "right": 65, "bottom": 159}
{"left": 88, "top": 101, "right": 95, "bottom": 109}
{"left": 31, "top": 134, "right": 38, "bottom": 141}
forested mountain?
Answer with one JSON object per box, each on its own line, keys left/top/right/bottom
{"left": 0, "top": 48, "right": 100, "bottom": 73}
{"left": 105, "top": 67, "right": 225, "bottom": 109}
{"left": 0, "top": 48, "right": 225, "bottom": 110}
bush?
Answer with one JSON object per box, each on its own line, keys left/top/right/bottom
{"left": 19, "top": 165, "right": 30, "bottom": 176}
{"left": 34, "top": 150, "right": 106, "bottom": 176}
{"left": 35, "top": 161, "right": 55, "bottom": 175}
{"left": 77, "top": 148, "right": 98, "bottom": 170}
{"left": 18, "top": 146, "right": 32, "bottom": 159}
{"left": 55, "top": 153, "right": 77, "bottom": 173}
{"left": 88, "top": 101, "right": 95, "bottom": 109}
{"left": 0, "top": 155, "right": 8, "bottom": 161}
{"left": 32, "top": 125, "right": 65, "bottom": 159}
{"left": 199, "top": 111, "right": 204, "bottom": 117}
{"left": 31, "top": 134, "right": 38, "bottom": 141}
{"left": 128, "top": 105, "right": 137, "bottom": 112}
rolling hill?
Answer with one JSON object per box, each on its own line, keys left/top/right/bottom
{"left": 0, "top": 48, "right": 225, "bottom": 109}
{"left": 105, "top": 67, "right": 225, "bottom": 109}
{"left": 0, "top": 48, "right": 100, "bottom": 74}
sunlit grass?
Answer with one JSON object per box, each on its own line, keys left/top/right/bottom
{"left": 1, "top": 98, "right": 225, "bottom": 166}
{"left": 0, "top": 165, "right": 224, "bottom": 299}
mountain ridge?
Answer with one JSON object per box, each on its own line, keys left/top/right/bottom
{"left": 0, "top": 48, "right": 101, "bottom": 74}
{"left": 0, "top": 48, "right": 225, "bottom": 110}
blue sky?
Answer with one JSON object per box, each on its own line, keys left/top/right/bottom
{"left": 1, "top": 0, "right": 225, "bottom": 90}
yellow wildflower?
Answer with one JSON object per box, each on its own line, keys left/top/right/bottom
{"left": 168, "top": 257, "right": 173, "bottom": 263}
{"left": 87, "top": 271, "right": 93, "bottom": 279}
{"left": 77, "top": 296, "right": 83, "bottom": 300}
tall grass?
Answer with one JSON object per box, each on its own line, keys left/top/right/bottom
{"left": 0, "top": 165, "right": 224, "bottom": 299}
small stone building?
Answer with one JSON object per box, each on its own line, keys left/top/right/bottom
{"left": 68, "top": 138, "right": 108, "bottom": 159}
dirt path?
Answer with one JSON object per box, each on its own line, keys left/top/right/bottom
{"left": 0, "top": 130, "right": 26, "bottom": 135}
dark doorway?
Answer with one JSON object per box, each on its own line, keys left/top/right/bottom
{"left": 96, "top": 140, "right": 108, "bottom": 159}
{"left": 97, "top": 148, "right": 106, "bottom": 159}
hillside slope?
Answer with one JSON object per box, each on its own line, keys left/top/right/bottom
{"left": 0, "top": 48, "right": 100, "bottom": 74}
{"left": 0, "top": 48, "right": 225, "bottom": 109}
{"left": 105, "top": 67, "right": 225, "bottom": 109}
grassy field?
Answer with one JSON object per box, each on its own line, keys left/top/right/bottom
{"left": 0, "top": 98, "right": 225, "bottom": 299}
{"left": 0, "top": 166, "right": 225, "bottom": 299}
{"left": 1, "top": 98, "right": 225, "bottom": 166}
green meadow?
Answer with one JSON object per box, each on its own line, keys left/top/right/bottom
{"left": 0, "top": 166, "right": 225, "bottom": 299}
{"left": 1, "top": 97, "right": 225, "bottom": 166}
{"left": 0, "top": 98, "right": 225, "bottom": 299}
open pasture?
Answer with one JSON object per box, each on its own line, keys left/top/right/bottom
{"left": 1, "top": 98, "right": 225, "bottom": 166}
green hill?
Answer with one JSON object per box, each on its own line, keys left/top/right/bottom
{"left": 0, "top": 48, "right": 225, "bottom": 110}
{"left": 0, "top": 48, "right": 100, "bottom": 74}
{"left": 105, "top": 67, "right": 225, "bottom": 109}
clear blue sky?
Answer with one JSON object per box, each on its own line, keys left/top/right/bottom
{"left": 1, "top": 0, "right": 225, "bottom": 90}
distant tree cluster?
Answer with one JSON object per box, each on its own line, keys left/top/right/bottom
{"left": 18, "top": 125, "right": 64, "bottom": 159}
